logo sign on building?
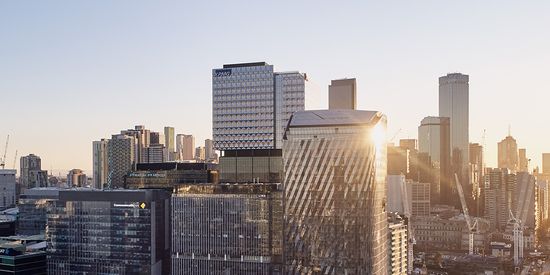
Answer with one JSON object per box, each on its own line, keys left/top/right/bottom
{"left": 214, "top": 69, "right": 232, "bottom": 77}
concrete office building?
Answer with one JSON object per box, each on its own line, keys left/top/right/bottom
{"left": 484, "top": 168, "right": 516, "bottom": 230}
{"left": 176, "top": 134, "right": 195, "bottom": 161}
{"left": 92, "top": 139, "right": 108, "bottom": 189}
{"left": 66, "top": 169, "right": 87, "bottom": 187}
{"left": 408, "top": 181, "right": 431, "bottom": 217}
{"left": 283, "top": 109, "right": 388, "bottom": 274}
{"left": 399, "top": 139, "right": 417, "bottom": 152}
{"left": 195, "top": 146, "right": 205, "bottom": 161}
{"left": 47, "top": 189, "right": 171, "bottom": 274}
{"left": 543, "top": 153, "right": 550, "bottom": 176}
{"left": 498, "top": 135, "right": 519, "bottom": 172}
{"left": 328, "top": 78, "right": 356, "bottom": 110}
{"left": 107, "top": 134, "right": 135, "bottom": 188}
{"left": 17, "top": 187, "right": 61, "bottom": 235}
{"left": 171, "top": 184, "right": 283, "bottom": 274}
{"left": 388, "top": 213, "right": 409, "bottom": 275}
{"left": 0, "top": 170, "right": 16, "bottom": 209}
{"left": 212, "top": 62, "right": 305, "bottom": 150}
{"left": 142, "top": 143, "right": 166, "bottom": 164}
{"left": 121, "top": 125, "right": 150, "bottom": 164}
{"left": 205, "top": 139, "right": 214, "bottom": 161}
{"left": 387, "top": 175, "right": 409, "bottom": 216}
{"left": 164, "top": 126, "right": 176, "bottom": 161}
{"left": 418, "top": 116, "right": 451, "bottom": 205}
{"left": 439, "top": 73, "right": 469, "bottom": 185}
{"left": 20, "top": 154, "right": 48, "bottom": 190}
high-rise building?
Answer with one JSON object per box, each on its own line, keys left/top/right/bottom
{"left": 141, "top": 144, "right": 165, "bottom": 163}
{"left": 171, "top": 184, "right": 283, "bottom": 274}
{"left": 387, "top": 175, "right": 410, "bottom": 216}
{"left": 212, "top": 62, "right": 305, "bottom": 150}
{"left": 204, "top": 139, "right": 214, "bottom": 161}
{"left": 283, "top": 109, "right": 388, "bottom": 274}
{"left": 149, "top": 131, "right": 161, "bottom": 145}
{"left": 484, "top": 168, "right": 516, "bottom": 230}
{"left": 408, "top": 181, "right": 431, "bottom": 217}
{"left": 388, "top": 213, "right": 409, "bottom": 275}
{"left": 0, "top": 170, "right": 16, "bottom": 209}
{"left": 47, "top": 189, "right": 171, "bottom": 274}
{"left": 66, "top": 169, "right": 87, "bottom": 187}
{"left": 164, "top": 127, "right": 176, "bottom": 161}
{"left": 121, "top": 125, "right": 150, "bottom": 163}
{"left": 498, "top": 135, "right": 519, "bottom": 171}
{"left": 536, "top": 180, "right": 549, "bottom": 237}
{"left": 418, "top": 117, "right": 452, "bottom": 205}
{"left": 387, "top": 145, "right": 410, "bottom": 176}
{"left": 328, "top": 78, "right": 356, "bottom": 110}
{"left": 519, "top": 148, "right": 529, "bottom": 172}
{"left": 514, "top": 172, "right": 536, "bottom": 229}
{"left": 92, "top": 139, "right": 108, "bottom": 189}
{"left": 176, "top": 134, "right": 195, "bottom": 161}
{"left": 469, "top": 143, "right": 484, "bottom": 215}
{"left": 20, "top": 154, "right": 48, "bottom": 190}
{"left": 194, "top": 146, "right": 205, "bottom": 161}
{"left": 439, "top": 73, "right": 469, "bottom": 185}
{"left": 107, "top": 134, "right": 135, "bottom": 188}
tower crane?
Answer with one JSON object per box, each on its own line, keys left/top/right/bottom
{"left": 455, "top": 174, "right": 478, "bottom": 255}
{"left": 509, "top": 209, "right": 523, "bottom": 267}
{"left": 0, "top": 135, "right": 9, "bottom": 169}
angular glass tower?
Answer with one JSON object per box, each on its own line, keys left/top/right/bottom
{"left": 283, "top": 109, "right": 389, "bottom": 274}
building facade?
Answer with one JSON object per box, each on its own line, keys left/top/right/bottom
{"left": 498, "top": 135, "right": 519, "bottom": 172}
{"left": 176, "top": 134, "right": 195, "bottom": 161}
{"left": 283, "top": 109, "right": 388, "bottom": 274}
{"left": 0, "top": 170, "right": 16, "bottom": 209}
{"left": 439, "top": 73, "right": 469, "bottom": 185}
{"left": 408, "top": 181, "right": 431, "bottom": 217}
{"left": 17, "top": 188, "right": 61, "bottom": 236}
{"left": 218, "top": 149, "right": 282, "bottom": 184}
{"left": 47, "top": 189, "right": 170, "bottom": 274}
{"left": 212, "top": 62, "right": 305, "bottom": 151}
{"left": 388, "top": 214, "right": 409, "bottom": 275}
{"left": 107, "top": 134, "right": 135, "bottom": 188}
{"left": 92, "top": 139, "right": 109, "bottom": 189}
{"left": 171, "top": 184, "right": 283, "bottom": 274}
{"left": 328, "top": 78, "right": 356, "bottom": 110}
{"left": 67, "top": 169, "right": 87, "bottom": 187}
{"left": 20, "top": 154, "right": 48, "bottom": 190}
{"left": 418, "top": 116, "right": 451, "bottom": 205}
{"left": 164, "top": 126, "right": 176, "bottom": 161}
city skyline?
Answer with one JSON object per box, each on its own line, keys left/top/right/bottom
{"left": 2, "top": 1, "right": 550, "bottom": 173}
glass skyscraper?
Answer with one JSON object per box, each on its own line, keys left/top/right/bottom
{"left": 283, "top": 109, "right": 389, "bottom": 274}
{"left": 439, "top": 73, "right": 469, "bottom": 183}
{"left": 171, "top": 184, "right": 283, "bottom": 274}
{"left": 47, "top": 189, "right": 170, "bottom": 274}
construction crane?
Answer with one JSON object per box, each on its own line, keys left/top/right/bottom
{"left": 0, "top": 135, "right": 9, "bottom": 169}
{"left": 455, "top": 174, "right": 478, "bottom": 255}
{"left": 390, "top": 128, "right": 402, "bottom": 143}
{"left": 509, "top": 209, "right": 524, "bottom": 267}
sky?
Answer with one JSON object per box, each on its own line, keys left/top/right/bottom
{"left": 1, "top": 1, "right": 549, "bottom": 175}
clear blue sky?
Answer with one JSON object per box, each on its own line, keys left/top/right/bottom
{"left": 1, "top": 1, "right": 549, "bottom": 175}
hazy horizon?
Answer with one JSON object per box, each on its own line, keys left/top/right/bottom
{"left": 2, "top": 1, "right": 550, "bottom": 175}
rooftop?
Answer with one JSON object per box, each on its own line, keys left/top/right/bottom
{"left": 288, "top": 109, "right": 383, "bottom": 128}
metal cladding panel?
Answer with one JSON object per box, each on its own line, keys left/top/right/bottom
{"left": 283, "top": 115, "right": 389, "bottom": 274}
